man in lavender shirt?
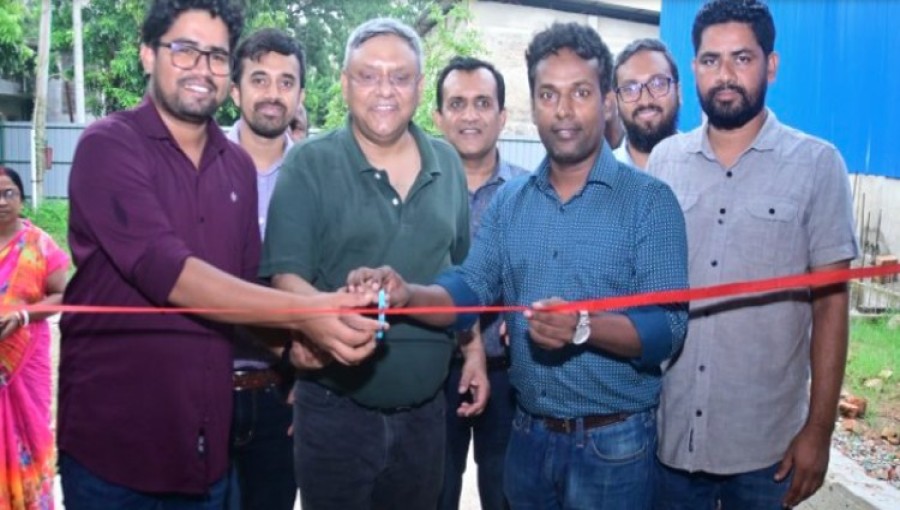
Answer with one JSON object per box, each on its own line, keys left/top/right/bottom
{"left": 59, "top": 1, "right": 379, "bottom": 507}
{"left": 225, "top": 28, "right": 305, "bottom": 510}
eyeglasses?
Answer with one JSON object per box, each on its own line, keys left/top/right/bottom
{"left": 616, "top": 76, "right": 675, "bottom": 103}
{"left": 0, "top": 189, "right": 20, "bottom": 201}
{"left": 158, "top": 41, "right": 231, "bottom": 77}
{"left": 348, "top": 70, "right": 418, "bottom": 90}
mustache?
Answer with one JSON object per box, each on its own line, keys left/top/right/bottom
{"left": 253, "top": 100, "right": 287, "bottom": 112}
{"left": 632, "top": 105, "right": 663, "bottom": 120}
{"left": 708, "top": 83, "right": 749, "bottom": 100}
{"left": 176, "top": 76, "right": 216, "bottom": 92}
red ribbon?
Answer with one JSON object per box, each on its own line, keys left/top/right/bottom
{"left": 3, "top": 263, "right": 898, "bottom": 316}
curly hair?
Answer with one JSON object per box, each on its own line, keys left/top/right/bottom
{"left": 435, "top": 56, "right": 506, "bottom": 112}
{"left": 613, "top": 38, "right": 679, "bottom": 89}
{"left": 525, "top": 22, "right": 613, "bottom": 96}
{"left": 141, "top": 0, "right": 244, "bottom": 52}
{"left": 692, "top": 0, "right": 775, "bottom": 56}
{"left": 232, "top": 28, "right": 306, "bottom": 88}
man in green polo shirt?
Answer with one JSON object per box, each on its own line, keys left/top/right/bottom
{"left": 259, "top": 18, "right": 486, "bottom": 510}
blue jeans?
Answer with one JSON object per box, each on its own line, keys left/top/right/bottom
{"left": 653, "top": 460, "right": 792, "bottom": 510}
{"left": 59, "top": 453, "right": 227, "bottom": 510}
{"left": 439, "top": 364, "right": 515, "bottom": 510}
{"left": 292, "top": 379, "right": 446, "bottom": 510}
{"left": 225, "top": 382, "right": 297, "bottom": 510}
{"left": 504, "top": 408, "right": 657, "bottom": 510}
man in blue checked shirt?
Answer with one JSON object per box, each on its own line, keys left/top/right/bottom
{"left": 348, "top": 22, "right": 688, "bottom": 510}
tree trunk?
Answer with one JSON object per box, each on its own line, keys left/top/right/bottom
{"left": 32, "top": 0, "right": 52, "bottom": 207}
{"left": 73, "top": 0, "right": 86, "bottom": 124}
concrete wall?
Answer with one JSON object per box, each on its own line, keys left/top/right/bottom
{"left": 468, "top": 0, "right": 659, "bottom": 135}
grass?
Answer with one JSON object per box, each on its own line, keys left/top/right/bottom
{"left": 845, "top": 316, "right": 900, "bottom": 425}
{"left": 23, "top": 198, "right": 69, "bottom": 256}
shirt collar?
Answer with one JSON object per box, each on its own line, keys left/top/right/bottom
{"left": 690, "top": 108, "right": 780, "bottom": 158}
{"left": 532, "top": 140, "right": 619, "bottom": 191}
{"left": 339, "top": 116, "right": 441, "bottom": 176}
{"left": 227, "top": 118, "right": 294, "bottom": 158}
{"left": 135, "top": 95, "right": 230, "bottom": 156}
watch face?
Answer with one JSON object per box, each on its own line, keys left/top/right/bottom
{"left": 572, "top": 311, "right": 590, "bottom": 345}
{"left": 573, "top": 326, "right": 590, "bottom": 345}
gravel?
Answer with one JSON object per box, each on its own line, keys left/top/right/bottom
{"left": 832, "top": 425, "right": 899, "bottom": 489}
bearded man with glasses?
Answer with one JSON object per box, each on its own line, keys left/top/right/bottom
{"left": 612, "top": 38, "right": 681, "bottom": 170}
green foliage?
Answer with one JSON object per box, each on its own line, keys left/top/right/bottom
{"left": 0, "top": 0, "right": 35, "bottom": 80}
{"left": 23, "top": 198, "right": 69, "bottom": 255}
{"left": 82, "top": 0, "right": 147, "bottom": 114}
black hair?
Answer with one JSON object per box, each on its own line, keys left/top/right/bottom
{"left": 434, "top": 56, "right": 506, "bottom": 112}
{"left": 692, "top": 0, "right": 775, "bottom": 56}
{"left": 0, "top": 166, "right": 26, "bottom": 201}
{"left": 141, "top": 0, "right": 244, "bottom": 52}
{"left": 232, "top": 28, "right": 306, "bottom": 88}
{"left": 525, "top": 22, "right": 614, "bottom": 96}
{"left": 613, "top": 38, "right": 680, "bottom": 88}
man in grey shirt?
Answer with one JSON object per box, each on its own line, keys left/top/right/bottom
{"left": 646, "top": 1, "right": 858, "bottom": 509}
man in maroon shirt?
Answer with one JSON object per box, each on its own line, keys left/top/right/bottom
{"left": 58, "top": 1, "right": 380, "bottom": 507}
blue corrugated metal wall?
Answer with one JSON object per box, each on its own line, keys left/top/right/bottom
{"left": 660, "top": 0, "right": 899, "bottom": 177}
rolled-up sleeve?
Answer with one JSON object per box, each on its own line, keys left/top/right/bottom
{"left": 627, "top": 181, "right": 689, "bottom": 368}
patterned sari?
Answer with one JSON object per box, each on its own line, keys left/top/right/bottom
{"left": 0, "top": 221, "right": 68, "bottom": 510}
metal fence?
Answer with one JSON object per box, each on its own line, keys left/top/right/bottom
{"left": 0, "top": 122, "right": 546, "bottom": 199}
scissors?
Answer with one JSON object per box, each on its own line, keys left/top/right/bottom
{"left": 376, "top": 289, "right": 387, "bottom": 341}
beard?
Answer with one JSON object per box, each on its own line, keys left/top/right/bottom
{"left": 244, "top": 101, "right": 291, "bottom": 139}
{"left": 622, "top": 105, "right": 679, "bottom": 154}
{"left": 152, "top": 76, "right": 221, "bottom": 125}
{"left": 700, "top": 81, "right": 766, "bottom": 130}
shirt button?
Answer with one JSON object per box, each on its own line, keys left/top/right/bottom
{"left": 696, "top": 410, "right": 703, "bottom": 417}
{"left": 711, "top": 260, "right": 718, "bottom": 267}
{"left": 699, "top": 365, "right": 706, "bottom": 372}
{"left": 375, "top": 173, "right": 382, "bottom": 180}
{"left": 199, "top": 217, "right": 205, "bottom": 223}
{"left": 769, "top": 208, "right": 776, "bottom": 215}
{"left": 553, "top": 250, "right": 558, "bottom": 259}
{"left": 719, "top": 208, "right": 726, "bottom": 214}
{"left": 717, "top": 219, "right": 724, "bottom": 225}
{"left": 392, "top": 198, "right": 400, "bottom": 206}
{"left": 726, "top": 171, "right": 733, "bottom": 178}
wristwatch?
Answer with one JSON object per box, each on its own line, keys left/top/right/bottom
{"left": 571, "top": 310, "right": 591, "bottom": 345}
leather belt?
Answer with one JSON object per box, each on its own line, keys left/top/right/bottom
{"left": 540, "top": 412, "right": 630, "bottom": 434}
{"left": 232, "top": 369, "right": 282, "bottom": 391}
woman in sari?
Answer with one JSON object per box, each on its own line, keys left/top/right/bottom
{"left": 0, "top": 166, "right": 68, "bottom": 510}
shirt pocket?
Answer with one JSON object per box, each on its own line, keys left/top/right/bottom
{"left": 737, "top": 197, "right": 801, "bottom": 267}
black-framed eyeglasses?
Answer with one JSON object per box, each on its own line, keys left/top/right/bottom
{"left": 158, "top": 41, "right": 231, "bottom": 77}
{"left": 0, "top": 189, "right": 21, "bottom": 201}
{"left": 616, "top": 76, "right": 675, "bottom": 103}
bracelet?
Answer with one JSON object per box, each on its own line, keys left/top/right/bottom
{"left": 17, "top": 310, "right": 29, "bottom": 327}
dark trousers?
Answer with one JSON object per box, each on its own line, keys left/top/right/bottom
{"left": 225, "top": 382, "right": 297, "bottom": 510}
{"left": 654, "top": 460, "right": 793, "bottom": 510}
{"left": 292, "top": 378, "right": 446, "bottom": 510}
{"left": 439, "top": 364, "right": 515, "bottom": 510}
{"left": 59, "top": 453, "right": 227, "bottom": 510}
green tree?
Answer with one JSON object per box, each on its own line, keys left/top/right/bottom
{"left": 73, "top": 0, "right": 477, "bottom": 129}
{"left": 0, "top": 0, "right": 35, "bottom": 83}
